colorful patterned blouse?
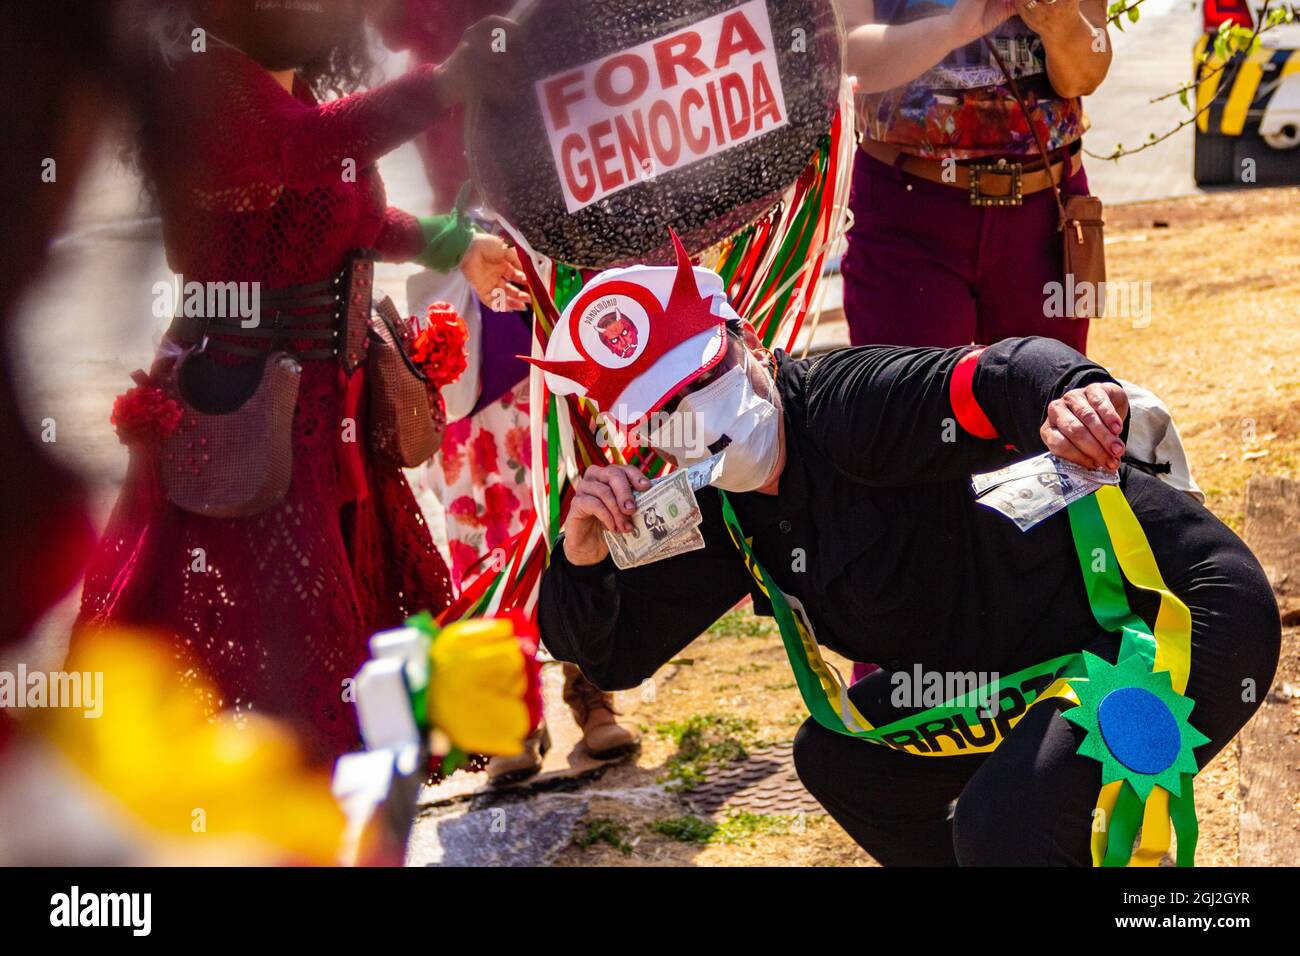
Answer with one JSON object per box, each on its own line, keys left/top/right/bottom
{"left": 860, "top": 1, "right": 1088, "bottom": 159}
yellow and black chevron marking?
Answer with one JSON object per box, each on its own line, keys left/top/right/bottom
{"left": 1196, "top": 33, "right": 1300, "bottom": 136}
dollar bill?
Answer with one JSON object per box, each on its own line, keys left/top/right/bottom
{"left": 603, "top": 469, "right": 702, "bottom": 569}
{"left": 601, "top": 457, "right": 724, "bottom": 569}
{"left": 680, "top": 453, "right": 726, "bottom": 493}
{"left": 971, "top": 452, "right": 1118, "bottom": 496}
{"left": 971, "top": 453, "right": 1118, "bottom": 532}
{"left": 639, "top": 525, "right": 707, "bottom": 564}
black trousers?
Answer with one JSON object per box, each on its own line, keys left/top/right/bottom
{"left": 792, "top": 504, "right": 1282, "bottom": 866}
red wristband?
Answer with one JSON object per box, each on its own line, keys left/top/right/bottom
{"left": 950, "top": 348, "right": 998, "bottom": 440}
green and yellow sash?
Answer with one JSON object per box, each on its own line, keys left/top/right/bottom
{"left": 718, "top": 484, "right": 1203, "bottom": 866}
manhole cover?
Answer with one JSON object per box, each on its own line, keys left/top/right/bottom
{"left": 685, "top": 741, "right": 824, "bottom": 816}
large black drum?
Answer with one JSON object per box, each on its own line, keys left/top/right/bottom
{"left": 468, "top": 0, "right": 844, "bottom": 269}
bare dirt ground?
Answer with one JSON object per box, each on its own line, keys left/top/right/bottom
{"left": 552, "top": 186, "right": 1300, "bottom": 867}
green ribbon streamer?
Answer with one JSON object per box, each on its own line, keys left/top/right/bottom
{"left": 553, "top": 263, "right": 584, "bottom": 313}
{"left": 1066, "top": 493, "right": 1158, "bottom": 670}
{"left": 468, "top": 571, "right": 504, "bottom": 620}
{"left": 1169, "top": 774, "right": 1200, "bottom": 866}
{"left": 753, "top": 136, "right": 830, "bottom": 347}
{"left": 1104, "top": 782, "right": 1146, "bottom": 867}
{"left": 717, "top": 223, "right": 755, "bottom": 289}
{"left": 547, "top": 394, "right": 562, "bottom": 549}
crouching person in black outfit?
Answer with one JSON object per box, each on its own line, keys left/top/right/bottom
{"left": 529, "top": 247, "right": 1280, "bottom": 866}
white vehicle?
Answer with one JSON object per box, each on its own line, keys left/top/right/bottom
{"left": 1195, "top": 0, "right": 1300, "bottom": 184}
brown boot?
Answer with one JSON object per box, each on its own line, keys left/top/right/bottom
{"left": 486, "top": 724, "right": 551, "bottom": 787}
{"left": 562, "top": 664, "right": 641, "bottom": 759}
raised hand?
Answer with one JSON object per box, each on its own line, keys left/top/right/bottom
{"left": 459, "top": 234, "right": 529, "bottom": 312}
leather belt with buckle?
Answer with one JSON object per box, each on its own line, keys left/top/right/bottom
{"left": 968, "top": 159, "right": 1023, "bottom": 206}
{"left": 860, "top": 138, "right": 1082, "bottom": 207}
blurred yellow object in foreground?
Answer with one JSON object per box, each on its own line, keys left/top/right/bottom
{"left": 37, "top": 631, "right": 345, "bottom": 865}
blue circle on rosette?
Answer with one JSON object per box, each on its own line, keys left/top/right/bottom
{"left": 1097, "top": 687, "right": 1181, "bottom": 775}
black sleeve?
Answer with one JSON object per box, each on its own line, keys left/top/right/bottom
{"left": 537, "top": 490, "right": 753, "bottom": 691}
{"left": 801, "top": 336, "right": 1120, "bottom": 486}
{"left": 972, "top": 337, "right": 1123, "bottom": 454}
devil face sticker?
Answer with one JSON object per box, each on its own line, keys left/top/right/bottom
{"left": 571, "top": 291, "right": 652, "bottom": 371}
{"left": 597, "top": 310, "right": 639, "bottom": 359}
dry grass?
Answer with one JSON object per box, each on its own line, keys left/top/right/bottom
{"left": 1097, "top": 188, "right": 1300, "bottom": 532}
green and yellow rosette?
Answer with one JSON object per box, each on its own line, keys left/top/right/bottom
{"left": 1064, "top": 651, "right": 1209, "bottom": 867}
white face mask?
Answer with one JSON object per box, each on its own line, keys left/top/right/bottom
{"left": 647, "top": 353, "right": 780, "bottom": 493}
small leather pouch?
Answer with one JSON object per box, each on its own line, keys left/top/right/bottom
{"left": 1062, "top": 194, "right": 1106, "bottom": 318}
{"left": 162, "top": 349, "right": 301, "bottom": 518}
{"left": 367, "top": 296, "right": 443, "bottom": 468}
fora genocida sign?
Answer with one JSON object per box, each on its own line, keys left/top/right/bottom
{"left": 468, "top": 0, "right": 842, "bottom": 268}
{"left": 538, "top": 0, "right": 788, "bottom": 213}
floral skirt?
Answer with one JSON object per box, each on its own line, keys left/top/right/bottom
{"left": 412, "top": 381, "right": 533, "bottom": 589}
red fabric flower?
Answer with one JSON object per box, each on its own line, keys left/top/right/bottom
{"left": 410, "top": 301, "right": 469, "bottom": 389}
{"left": 111, "top": 372, "right": 182, "bottom": 446}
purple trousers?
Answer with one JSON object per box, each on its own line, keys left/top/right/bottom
{"left": 841, "top": 147, "right": 1091, "bottom": 354}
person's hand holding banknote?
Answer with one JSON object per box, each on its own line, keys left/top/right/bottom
{"left": 562, "top": 464, "right": 654, "bottom": 567}
{"left": 562, "top": 456, "right": 725, "bottom": 568}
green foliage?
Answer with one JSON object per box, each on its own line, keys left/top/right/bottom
{"left": 653, "top": 815, "right": 718, "bottom": 843}
{"left": 654, "top": 713, "right": 760, "bottom": 790}
{"left": 1097, "top": 0, "right": 1299, "bottom": 160}
{"left": 653, "top": 812, "right": 801, "bottom": 845}
{"left": 1107, "top": 0, "right": 1142, "bottom": 30}
{"left": 574, "top": 818, "right": 634, "bottom": 855}
{"left": 718, "top": 661, "right": 771, "bottom": 675}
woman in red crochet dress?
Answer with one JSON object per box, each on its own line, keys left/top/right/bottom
{"left": 78, "top": 2, "right": 522, "bottom": 764}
